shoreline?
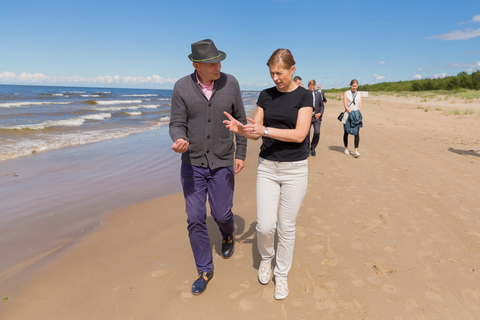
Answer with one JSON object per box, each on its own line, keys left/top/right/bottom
{"left": 2, "top": 95, "right": 480, "bottom": 318}
{"left": 0, "top": 125, "right": 182, "bottom": 293}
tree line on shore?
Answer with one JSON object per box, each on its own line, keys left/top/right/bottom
{"left": 326, "top": 70, "right": 480, "bottom": 92}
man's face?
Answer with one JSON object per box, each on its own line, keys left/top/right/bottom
{"left": 193, "top": 62, "right": 221, "bottom": 84}
{"left": 308, "top": 85, "right": 315, "bottom": 92}
{"left": 317, "top": 85, "right": 321, "bottom": 91}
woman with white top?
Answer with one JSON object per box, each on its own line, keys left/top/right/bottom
{"left": 342, "top": 79, "right": 362, "bottom": 157}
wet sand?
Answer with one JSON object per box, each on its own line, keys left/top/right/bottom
{"left": 1, "top": 94, "right": 480, "bottom": 319}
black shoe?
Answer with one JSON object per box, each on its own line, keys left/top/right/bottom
{"left": 222, "top": 235, "right": 234, "bottom": 259}
{"left": 192, "top": 271, "right": 213, "bottom": 295}
{"left": 310, "top": 148, "right": 316, "bottom": 157}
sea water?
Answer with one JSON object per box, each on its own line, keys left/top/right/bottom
{"left": 0, "top": 84, "right": 173, "bottom": 161}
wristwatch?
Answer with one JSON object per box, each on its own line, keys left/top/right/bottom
{"left": 263, "top": 127, "right": 269, "bottom": 136}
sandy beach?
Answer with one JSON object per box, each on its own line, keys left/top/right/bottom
{"left": 1, "top": 93, "right": 480, "bottom": 319}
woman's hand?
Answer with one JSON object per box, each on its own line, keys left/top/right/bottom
{"left": 223, "top": 112, "right": 245, "bottom": 134}
{"left": 223, "top": 112, "right": 262, "bottom": 138}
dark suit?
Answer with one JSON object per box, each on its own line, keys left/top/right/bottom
{"left": 308, "top": 90, "right": 327, "bottom": 153}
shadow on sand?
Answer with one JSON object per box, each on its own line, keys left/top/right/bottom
{"left": 448, "top": 148, "right": 480, "bottom": 157}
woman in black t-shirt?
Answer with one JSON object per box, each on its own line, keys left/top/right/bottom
{"left": 224, "top": 49, "right": 312, "bottom": 300}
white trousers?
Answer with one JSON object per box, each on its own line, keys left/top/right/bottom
{"left": 256, "top": 157, "right": 308, "bottom": 280}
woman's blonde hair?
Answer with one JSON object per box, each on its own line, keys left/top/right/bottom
{"left": 267, "top": 49, "right": 296, "bottom": 69}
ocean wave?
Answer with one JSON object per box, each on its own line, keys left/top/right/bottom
{"left": 81, "top": 94, "right": 100, "bottom": 97}
{"left": 160, "top": 116, "right": 170, "bottom": 122}
{"left": 94, "top": 99, "right": 143, "bottom": 105}
{"left": 0, "top": 125, "right": 166, "bottom": 161}
{"left": 2, "top": 113, "right": 112, "bottom": 130}
{"left": 0, "top": 101, "right": 71, "bottom": 108}
{"left": 94, "top": 106, "right": 140, "bottom": 111}
{"left": 122, "top": 94, "right": 158, "bottom": 97}
{"left": 140, "top": 105, "right": 159, "bottom": 109}
{"left": 124, "top": 111, "right": 142, "bottom": 116}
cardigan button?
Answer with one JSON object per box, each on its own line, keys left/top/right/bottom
{"left": 208, "top": 119, "right": 211, "bottom": 122}
{"left": 207, "top": 135, "right": 210, "bottom": 139}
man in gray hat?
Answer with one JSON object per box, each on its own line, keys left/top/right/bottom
{"left": 169, "top": 39, "right": 247, "bottom": 295}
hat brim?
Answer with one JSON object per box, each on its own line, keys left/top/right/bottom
{"left": 189, "top": 51, "right": 226, "bottom": 63}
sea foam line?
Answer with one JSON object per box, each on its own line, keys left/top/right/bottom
{"left": 95, "top": 99, "right": 142, "bottom": 105}
{"left": 0, "top": 101, "right": 71, "bottom": 108}
{"left": 2, "top": 113, "right": 112, "bottom": 130}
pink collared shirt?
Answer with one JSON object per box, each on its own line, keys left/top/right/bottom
{"left": 196, "top": 73, "right": 214, "bottom": 100}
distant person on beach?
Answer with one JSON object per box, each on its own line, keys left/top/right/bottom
{"left": 293, "top": 76, "right": 303, "bottom": 87}
{"left": 317, "top": 84, "right": 327, "bottom": 106}
{"left": 169, "top": 39, "right": 247, "bottom": 295}
{"left": 307, "top": 79, "right": 325, "bottom": 156}
{"left": 341, "top": 79, "right": 363, "bottom": 158}
{"left": 223, "top": 49, "right": 312, "bottom": 300}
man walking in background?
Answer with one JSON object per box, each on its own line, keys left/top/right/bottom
{"left": 307, "top": 80, "right": 326, "bottom": 156}
{"left": 169, "top": 39, "right": 247, "bottom": 295}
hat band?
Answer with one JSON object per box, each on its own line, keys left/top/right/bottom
{"left": 191, "top": 53, "right": 222, "bottom": 62}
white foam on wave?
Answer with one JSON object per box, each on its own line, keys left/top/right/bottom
{"left": 81, "top": 94, "right": 100, "bottom": 97}
{"left": 95, "top": 100, "right": 142, "bottom": 105}
{"left": 122, "top": 94, "right": 158, "bottom": 97}
{"left": 125, "top": 111, "right": 142, "bottom": 116}
{"left": 140, "top": 105, "right": 159, "bottom": 109}
{"left": 160, "top": 116, "right": 170, "bottom": 122}
{"left": 0, "top": 101, "right": 71, "bottom": 108}
{"left": 94, "top": 106, "right": 140, "bottom": 112}
{"left": 3, "top": 113, "right": 112, "bottom": 130}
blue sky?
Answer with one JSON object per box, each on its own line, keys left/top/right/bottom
{"left": 1, "top": 0, "right": 479, "bottom": 90}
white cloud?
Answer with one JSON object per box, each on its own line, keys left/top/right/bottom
{"left": 430, "top": 15, "right": 480, "bottom": 40}
{"left": 433, "top": 73, "right": 449, "bottom": 79}
{"left": 412, "top": 74, "right": 422, "bottom": 79}
{"left": 0, "top": 71, "right": 177, "bottom": 87}
{"left": 429, "top": 28, "right": 480, "bottom": 41}
{"left": 373, "top": 74, "right": 385, "bottom": 80}
{"left": 379, "top": 61, "right": 386, "bottom": 65}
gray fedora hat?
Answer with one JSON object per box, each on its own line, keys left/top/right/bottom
{"left": 188, "top": 39, "right": 226, "bottom": 63}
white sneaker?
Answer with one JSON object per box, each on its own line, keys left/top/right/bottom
{"left": 344, "top": 149, "right": 350, "bottom": 155}
{"left": 258, "top": 261, "right": 272, "bottom": 285}
{"left": 354, "top": 151, "right": 360, "bottom": 158}
{"left": 274, "top": 279, "right": 289, "bottom": 300}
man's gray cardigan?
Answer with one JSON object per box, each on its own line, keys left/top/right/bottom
{"left": 169, "top": 71, "right": 247, "bottom": 170}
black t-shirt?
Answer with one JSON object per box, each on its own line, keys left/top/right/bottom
{"left": 257, "top": 86, "right": 313, "bottom": 161}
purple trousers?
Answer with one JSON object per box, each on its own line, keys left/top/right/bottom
{"left": 181, "top": 162, "right": 235, "bottom": 273}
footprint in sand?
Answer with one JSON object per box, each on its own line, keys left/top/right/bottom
{"left": 175, "top": 280, "right": 193, "bottom": 301}
{"left": 425, "top": 290, "right": 443, "bottom": 301}
{"left": 344, "top": 269, "right": 364, "bottom": 287}
{"left": 405, "top": 299, "right": 421, "bottom": 311}
{"left": 151, "top": 269, "right": 170, "bottom": 278}
{"left": 180, "top": 291, "right": 193, "bottom": 301}
{"left": 461, "top": 289, "right": 480, "bottom": 310}
{"left": 308, "top": 244, "right": 324, "bottom": 253}
{"left": 382, "top": 284, "right": 398, "bottom": 294}
{"left": 229, "top": 281, "right": 250, "bottom": 299}
{"left": 238, "top": 298, "right": 255, "bottom": 312}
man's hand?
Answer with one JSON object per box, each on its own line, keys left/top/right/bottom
{"left": 234, "top": 159, "right": 245, "bottom": 175}
{"left": 315, "top": 114, "right": 321, "bottom": 120}
{"left": 172, "top": 138, "right": 189, "bottom": 153}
